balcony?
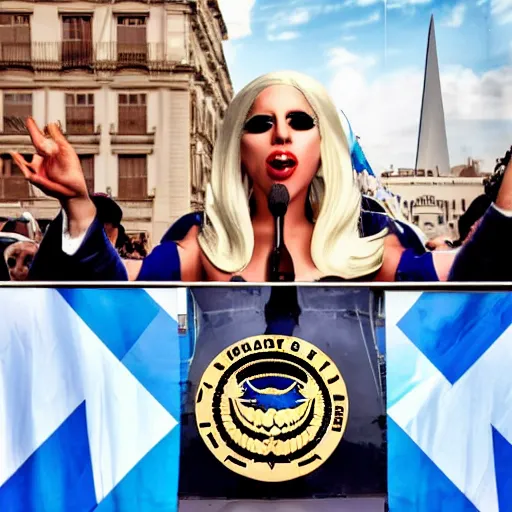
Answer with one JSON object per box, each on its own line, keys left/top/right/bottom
{"left": 0, "top": 42, "right": 180, "bottom": 72}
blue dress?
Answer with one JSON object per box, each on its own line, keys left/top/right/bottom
{"left": 29, "top": 209, "right": 439, "bottom": 281}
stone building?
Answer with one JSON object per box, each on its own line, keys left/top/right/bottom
{"left": 0, "top": 0, "right": 233, "bottom": 246}
{"left": 381, "top": 160, "right": 488, "bottom": 239}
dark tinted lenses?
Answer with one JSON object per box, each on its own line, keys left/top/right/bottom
{"left": 287, "top": 111, "right": 316, "bottom": 130}
{"left": 24, "top": 255, "right": 33, "bottom": 268}
{"left": 7, "top": 257, "right": 16, "bottom": 268}
{"left": 243, "top": 115, "right": 274, "bottom": 134}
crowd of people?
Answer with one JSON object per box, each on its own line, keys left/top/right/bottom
{"left": 0, "top": 193, "right": 149, "bottom": 281}
{"left": 0, "top": 70, "right": 510, "bottom": 282}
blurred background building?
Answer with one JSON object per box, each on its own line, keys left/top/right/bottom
{"left": 380, "top": 161, "right": 488, "bottom": 239}
{"left": 0, "top": 0, "right": 233, "bottom": 245}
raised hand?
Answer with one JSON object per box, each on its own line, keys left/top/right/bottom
{"left": 11, "top": 117, "right": 89, "bottom": 200}
{"left": 11, "top": 117, "right": 96, "bottom": 236}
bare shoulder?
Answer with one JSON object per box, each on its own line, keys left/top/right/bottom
{"left": 123, "top": 259, "right": 143, "bottom": 281}
{"left": 374, "top": 234, "right": 405, "bottom": 282}
{"left": 176, "top": 225, "right": 203, "bottom": 281}
{"left": 431, "top": 250, "right": 458, "bottom": 281}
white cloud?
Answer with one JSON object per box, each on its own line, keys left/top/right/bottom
{"left": 343, "top": 35, "right": 357, "bottom": 42}
{"left": 268, "top": 31, "right": 300, "bottom": 41}
{"left": 323, "top": 3, "right": 346, "bottom": 13}
{"left": 492, "top": 0, "right": 512, "bottom": 23}
{"left": 355, "top": 0, "right": 381, "bottom": 5}
{"left": 327, "top": 46, "right": 377, "bottom": 68}
{"left": 441, "top": 4, "right": 466, "bottom": 27}
{"left": 222, "top": 40, "right": 238, "bottom": 69}
{"left": 328, "top": 50, "right": 512, "bottom": 173}
{"left": 387, "top": 0, "right": 432, "bottom": 9}
{"left": 287, "top": 8, "right": 311, "bottom": 25}
{"left": 343, "top": 11, "right": 380, "bottom": 28}
{"left": 217, "top": 0, "right": 256, "bottom": 40}
{"left": 267, "top": 7, "right": 313, "bottom": 32}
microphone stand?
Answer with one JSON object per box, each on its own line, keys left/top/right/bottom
{"left": 268, "top": 213, "right": 295, "bottom": 282}
{"left": 265, "top": 184, "right": 298, "bottom": 335}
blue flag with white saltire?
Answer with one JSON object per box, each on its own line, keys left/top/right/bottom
{"left": 0, "top": 287, "right": 187, "bottom": 512}
{"left": 386, "top": 291, "right": 512, "bottom": 512}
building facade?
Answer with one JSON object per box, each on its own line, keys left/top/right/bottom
{"left": 381, "top": 162, "right": 487, "bottom": 239}
{"left": 0, "top": 0, "right": 233, "bottom": 245}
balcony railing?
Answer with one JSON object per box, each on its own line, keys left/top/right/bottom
{"left": 0, "top": 42, "right": 184, "bottom": 71}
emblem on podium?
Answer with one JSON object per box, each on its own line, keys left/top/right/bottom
{"left": 196, "top": 335, "right": 348, "bottom": 482}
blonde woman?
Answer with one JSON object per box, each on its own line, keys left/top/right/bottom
{"left": 13, "top": 71, "right": 507, "bottom": 281}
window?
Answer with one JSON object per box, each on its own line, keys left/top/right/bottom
{"left": 0, "top": 154, "right": 30, "bottom": 199}
{"left": 3, "top": 93, "right": 32, "bottom": 134}
{"left": 461, "top": 199, "right": 466, "bottom": 212}
{"left": 452, "top": 199, "right": 456, "bottom": 210}
{"left": 118, "top": 155, "right": 147, "bottom": 199}
{"left": 65, "top": 93, "right": 94, "bottom": 135}
{"left": 62, "top": 16, "right": 92, "bottom": 67}
{"left": 79, "top": 154, "right": 94, "bottom": 193}
{"left": 117, "top": 16, "right": 147, "bottom": 64}
{"left": 0, "top": 14, "right": 30, "bottom": 64}
{"left": 413, "top": 215, "right": 420, "bottom": 224}
{"left": 118, "top": 93, "right": 146, "bottom": 134}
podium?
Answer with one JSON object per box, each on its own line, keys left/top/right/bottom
{"left": 179, "top": 286, "right": 387, "bottom": 503}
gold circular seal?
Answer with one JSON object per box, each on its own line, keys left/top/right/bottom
{"left": 195, "top": 335, "right": 349, "bottom": 482}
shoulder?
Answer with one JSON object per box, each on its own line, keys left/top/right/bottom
{"left": 360, "top": 210, "right": 427, "bottom": 253}
{"left": 374, "top": 234, "right": 405, "bottom": 281}
{"left": 160, "top": 212, "right": 203, "bottom": 243}
{"left": 123, "top": 258, "right": 143, "bottom": 281}
{"left": 137, "top": 212, "right": 203, "bottom": 281}
{"left": 359, "top": 210, "right": 391, "bottom": 237}
{"left": 431, "top": 250, "right": 458, "bottom": 281}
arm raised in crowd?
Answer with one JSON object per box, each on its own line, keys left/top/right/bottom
{"left": 13, "top": 118, "right": 127, "bottom": 281}
{"left": 448, "top": 153, "right": 512, "bottom": 281}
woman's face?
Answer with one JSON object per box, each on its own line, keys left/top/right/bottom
{"left": 240, "top": 84, "right": 321, "bottom": 203}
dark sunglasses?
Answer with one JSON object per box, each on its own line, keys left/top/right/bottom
{"left": 243, "top": 111, "right": 316, "bottom": 134}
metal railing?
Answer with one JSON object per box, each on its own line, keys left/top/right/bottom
{"left": 0, "top": 42, "right": 185, "bottom": 70}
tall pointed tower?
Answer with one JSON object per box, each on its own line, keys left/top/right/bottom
{"left": 415, "top": 16, "right": 451, "bottom": 176}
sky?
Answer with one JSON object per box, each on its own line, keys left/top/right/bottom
{"left": 217, "top": 0, "right": 512, "bottom": 174}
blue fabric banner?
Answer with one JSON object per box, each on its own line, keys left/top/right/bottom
{"left": 386, "top": 291, "right": 512, "bottom": 512}
{"left": 0, "top": 287, "right": 188, "bottom": 512}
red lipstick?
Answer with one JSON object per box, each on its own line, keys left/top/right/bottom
{"left": 265, "top": 150, "right": 298, "bottom": 181}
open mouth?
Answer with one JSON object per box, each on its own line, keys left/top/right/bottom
{"left": 266, "top": 151, "right": 298, "bottom": 180}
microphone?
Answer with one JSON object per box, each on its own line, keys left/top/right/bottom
{"left": 267, "top": 184, "right": 295, "bottom": 282}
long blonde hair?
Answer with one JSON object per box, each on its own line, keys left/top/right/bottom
{"left": 198, "top": 70, "right": 387, "bottom": 279}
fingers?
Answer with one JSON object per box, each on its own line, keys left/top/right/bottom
{"left": 46, "top": 122, "right": 67, "bottom": 146}
{"left": 25, "top": 117, "right": 58, "bottom": 157}
{"left": 10, "top": 151, "right": 74, "bottom": 197}
{"left": 30, "top": 154, "right": 43, "bottom": 169}
{"left": 9, "top": 152, "right": 34, "bottom": 180}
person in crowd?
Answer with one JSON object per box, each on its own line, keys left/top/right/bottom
{"left": 88, "top": 192, "right": 143, "bottom": 281}
{"left": 10, "top": 71, "right": 511, "bottom": 282}
{"left": 89, "top": 192, "right": 125, "bottom": 248}
{"left": 425, "top": 236, "right": 455, "bottom": 251}
{"left": 454, "top": 194, "right": 493, "bottom": 247}
{"left": 3, "top": 239, "right": 38, "bottom": 281}
{"left": 425, "top": 194, "right": 493, "bottom": 252}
